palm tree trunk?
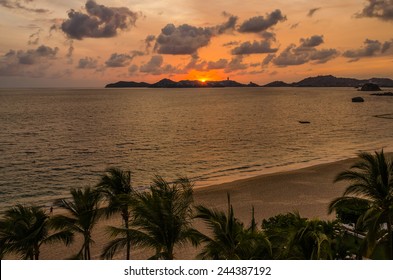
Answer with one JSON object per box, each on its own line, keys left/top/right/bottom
{"left": 387, "top": 214, "right": 393, "bottom": 260}
{"left": 34, "top": 244, "right": 40, "bottom": 260}
{"left": 84, "top": 233, "right": 91, "bottom": 260}
{"left": 123, "top": 209, "right": 131, "bottom": 260}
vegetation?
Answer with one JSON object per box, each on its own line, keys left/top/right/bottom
{"left": 193, "top": 195, "right": 271, "bottom": 259}
{"left": 0, "top": 205, "right": 71, "bottom": 260}
{"left": 329, "top": 150, "right": 393, "bottom": 259}
{"left": 97, "top": 168, "right": 134, "bottom": 259}
{"left": 125, "top": 176, "right": 195, "bottom": 259}
{"left": 50, "top": 187, "right": 102, "bottom": 260}
{"left": 1, "top": 151, "right": 392, "bottom": 260}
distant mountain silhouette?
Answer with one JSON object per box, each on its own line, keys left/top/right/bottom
{"left": 106, "top": 78, "right": 259, "bottom": 88}
{"left": 264, "top": 75, "right": 393, "bottom": 87}
{"left": 105, "top": 75, "right": 393, "bottom": 88}
{"left": 105, "top": 81, "right": 151, "bottom": 88}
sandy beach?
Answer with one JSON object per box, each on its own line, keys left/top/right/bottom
{"left": 35, "top": 155, "right": 367, "bottom": 259}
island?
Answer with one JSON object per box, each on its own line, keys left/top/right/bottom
{"left": 105, "top": 75, "right": 393, "bottom": 88}
{"left": 106, "top": 78, "right": 259, "bottom": 88}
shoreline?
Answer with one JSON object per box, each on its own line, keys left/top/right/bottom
{"left": 32, "top": 154, "right": 375, "bottom": 260}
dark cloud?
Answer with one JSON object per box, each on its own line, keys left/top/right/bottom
{"left": 17, "top": 45, "right": 58, "bottom": 65}
{"left": 271, "top": 35, "right": 338, "bottom": 66}
{"left": 231, "top": 40, "right": 278, "bottom": 55}
{"left": 184, "top": 55, "right": 206, "bottom": 71}
{"left": 140, "top": 55, "right": 183, "bottom": 75}
{"left": 0, "top": 0, "right": 49, "bottom": 13}
{"left": 66, "top": 40, "right": 74, "bottom": 64}
{"left": 298, "top": 35, "right": 324, "bottom": 49}
{"left": 154, "top": 24, "right": 211, "bottom": 55}
{"left": 308, "top": 8, "right": 321, "bottom": 17}
{"left": 144, "top": 35, "right": 156, "bottom": 52}
{"left": 27, "top": 29, "right": 41, "bottom": 45}
{"left": 105, "top": 53, "right": 132, "bottom": 67}
{"left": 77, "top": 57, "right": 98, "bottom": 69}
{"left": 238, "top": 9, "right": 286, "bottom": 33}
{"left": 382, "top": 40, "right": 392, "bottom": 53}
{"left": 0, "top": 45, "right": 58, "bottom": 76}
{"left": 223, "top": 41, "right": 240, "bottom": 47}
{"left": 273, "top": 44, "right": 309, "bottom": 66}
{"left": 356, "top": 0, "right": 393, "bottom": 21}
{"left": 216, "top": 13, "right": 238, "bottom": 34}
{"left": 61, "top": 0, "right": 139, "bottom": 40}
{"left": 104, "top": 50, "right": 143, "bottom": 68}
{"left": 154, "top": 15, "right": 238, "bottom": 55}
{"left": 259, "top": 31, "right": 277, "bottom": 41}
{"left": 343, "top": 39, "right": 392, "bottom": 61}
{"left": 290, "top": 22, "right": 300, "bottom": 29}
{"left": 154, "top": 24, "right": 213, "bottom": 55}
{"left": 224, "top": 56, "right": 248, "bottom": 73}
{"left": 309, "top": 49, "right": 340, "bottom": 64}
{"left": 206, "top": 58, "right": 228, "bottom": 70}
{"left": 262, "top": 54, "right": 275, "bottom": 66}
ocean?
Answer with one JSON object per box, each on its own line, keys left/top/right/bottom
{"left": 1, "top": 87, "right": 393, "bottom": 210}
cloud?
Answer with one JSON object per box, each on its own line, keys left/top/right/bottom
{"left": 307, "top": 8, "right": 321, "bottom": 17}
{"left": 61, "top": 0, "right": 139, "bottom": 40}
{"left": 0, "top": 45, "right": 58, "bottom": 76}
{"left": 66, "top": 40, "right": 74, "bottom": 64}
{"left": 77, "top": 57, "right": 98, "bottom": 69}
{"left": 0, "top": 0, "right": 49, "bottom": 13}
{"left": 216, "top": 13, "right": 238, "bottom": 34}
{"left": 27, "top": 29, "right": 41, "bottom": 45}
{"left": 206, "top": 58, "right": 228, "bottom": 69}
{"left": 154, "top": 15, "right": 238, "bottom": 55}
{"left": 105, "top": 53, "right": 132, "bottom": 67}
{"left": 356, "top": 0, "right": 393, "bottom": 21}
{"left": 104, "top": 51, "right": 143, "bottom": 68}
{"left": 343, "top": 38, "right": 393, "bottom": 61}
{"left": 223, "top": 41, "right": 240, "bottom": 47}
{"left": 231, "top": 40, "right": 278, "bottom": 55}
{"left": 271, "top": 35, "right": 338, "bottom": 66}
{"left": 224, "top": 56, "right": 248, "bottom": 73}
{"left": 140, "top": 55, "right": 182, "bottom": 75}
{"left": 262, "top": 54, "right": 275, "bottom": 66}
{"left": 144, "top": 35, "right": 156, "bottom": 52}
{"left": 154, "top": 23, "right": 213, "bottom": 55}
{"left": 128, "top": 64, "right": 138, "bottom": 73}
{"left": 299, "top": 35, "right": 324, "bottom": 48}
{"left": 184, "top": 55, "right": 207, "bottom": 71}
{"left": 290, "top": 22, "right": 300, "bottom": 29}
{"left": 238, "top": 9, "right": 286, "bottom": 33}
{"left": 17, "top": 45, "right": 58, "bottom": 65}
{"left": 308, "top": 49, "right": 340, "bottom": 64}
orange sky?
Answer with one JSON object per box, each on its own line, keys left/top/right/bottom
{"left": 0, "top": 0, "right": 392, "bottom": 87}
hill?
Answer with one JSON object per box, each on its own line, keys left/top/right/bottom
{"left": 105, "top": 78, "right": 260, "bottom": 88}
{"left": 263, "top": 75, "right": 393, "bottom": 87}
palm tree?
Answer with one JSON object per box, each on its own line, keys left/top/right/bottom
{"left": 97, "top": 167, "right": 134, "bottom": 259}
{"left": 104, "top": 176, "right": 195, "bottom": 260}
{"left": 262, "top": 212, "right": 336, "bottom": 259}
{"left": 0, "top": 204, "right": 71, "bottom": 260}
{"left": 50, "top": 187, "right": 102, "bottom": 260}
{"left": 328, "top": 150, "right": 393, "bottom": 259}
{"left": 289, "top": 218, "right": 336, "bottom": 260}
{"left": 193, "top": 195, "right": 271, "bottom": 260}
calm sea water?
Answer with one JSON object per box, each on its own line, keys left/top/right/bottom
{"left": 1, "top": 87, "right": 393, "bottom": 210}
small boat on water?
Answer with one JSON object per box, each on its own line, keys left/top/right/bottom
{"left": 298, "top": 121, "right": 310, "bottom": 124}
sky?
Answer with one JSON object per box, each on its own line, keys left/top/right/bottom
{"left": 0, "top": 0, "right": 392, "bottom": 87}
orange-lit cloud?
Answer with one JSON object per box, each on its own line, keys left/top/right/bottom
{"left": 0, "top": 0, "right": 392, "bottom": 87}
